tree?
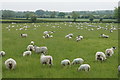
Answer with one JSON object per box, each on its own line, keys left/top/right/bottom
{"left": 25, "top": 11, "right": 34, "bottom": 20}
{"left": 114, "top": 7, "right": 120, "bottom": 22}
{"left": 2, "top": 10, "right": 16, "bottom": 19}
{"left": 71, "top": 11, "right": 79, "bottom": 22}
{"left": 89, "top": 15, "right": 94, "bottom": 22}
{"left": 35, "top": 10, "right": 45, "bottom": 17}
{"left": 99, "top": 18, "right": 103, "bottom": 22}
{"left": 58, "top": 12, "right": 65, "bottom": 18}
{"left": 50, "top": 11, "right": 56, "bottom": 18}
{"left": 31, "top": 15, "right": 37, "bottom": 22}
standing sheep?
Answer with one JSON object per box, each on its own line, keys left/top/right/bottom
{"left": 40, "top": 54, "right": 53, "bottom": 66}
{"left": 61, "top": 59, "right": 70, "bottom": 66}
{"left": 71, "top": 58, "right": 84, "bottom": 65}
{"left": 78, "top": 64, "right": 90, "bottom": 71}
{"left": 95, "top": 52, "right": 106, "bottom": 61}
{"left": 27, "top": 45, "right": 34, "bottom": 51}
{"left": 20, "top": 34, "right": 28, "bottom": 38}
{"left": 34, "top": 46, "right": 48, "bottom": 54}
{"left": 5, "top": 58, "right": 17, "bottom": 70}
{"left": 105, "top": 47, "right": 116, "bottom": 57}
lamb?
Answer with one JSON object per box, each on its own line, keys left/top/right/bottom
{"left": 23, "top": 51, "right": 32, "bottom": 56}
{"left": 0, "top": 51, "right": 6, "bottom": 56}
{"left": 100, "top": 34, "right": 109, "bottom": 38}
{"left": 30, "top": 41, "right": 34, "bottom": 45}
{"left": 95, "top": 52, "right": 106, "bottom": 61}
{"left": 105, "top": 47, "right": 116, "bottom": 57}
{"left": 61, "top": 59, "right": 70, "bottom": 66}
{"left": 27, "top": 45, "right": 34, "bottom": 51}
{"left": 5, "top": 58, "right": 17, "bottom": 70}
{"left": 20, "top": 34, "right": 28, "bottom": 38}
{"left": 34, "top": 46, "right": 48, "bottom": 54}
{"left": 78, "top": 64, "right": 90, "bottom": 71}
{"left": 71, "top": 58, "right": 84, "bottom": 65}
{"left": 40, "top": 54, "right": 53, "bottom": 66}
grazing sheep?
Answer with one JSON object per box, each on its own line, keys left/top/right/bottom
{"left": 40, "top": 54, "right": 53, "bottom": 66}
{"left": 61, "top": 59, "right": 70, "bottom": 66}
{"left": 78, "top": 64, "right": 90, "bottom": 71}
{"left": 0, "top": 51, "right": 6, "bottom": 56}
{"left": 23, "top": 51, "right": 32, "bottom": 56}
{"left": 5, "top": 58, "right": 17, "bottom": 70}
{"left": 34, "top": 46, "right": 48, "bottom": 54}
{"left": 118, "top": 65, "right": 120, "bottom": 72}
{"left": 20, "top": 34, "right": 28, "bottom": 38}
{"left": 27, "top": 45, "right": 34, "bottom": 51}
{"left": 95, "top": 52, "right": 106, "bottom": 61}
{"left": 105, "top": 47, "right": 116, "bottom": 57}
{"left": 100, "top": 34, "right": 109, "bottom": 38}
{"left": 76, "top": 35, "right": 83, "bottom": 42}
{"left": 71, "top": 58, "right": 84, "bottom": 65}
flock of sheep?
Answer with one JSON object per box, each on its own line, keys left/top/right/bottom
{"left": 1, "top": 22, "right": 119, "bottom": 75}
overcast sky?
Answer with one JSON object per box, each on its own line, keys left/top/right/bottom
{"left": 0, "top": 0, "right": 119, "bottom": 12}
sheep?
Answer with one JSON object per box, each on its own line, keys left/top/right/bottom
{"left": 100, "top": 34, "right": 109, "bottom": 38}
{"left": 5, "top": 58, "right": 17, "bottom": 70}
{"left": 34, "top": 46, "right": 48, "bottom": 54}
{"left": 71, "top": 58, "right": 84, "bottom": 65}
{"left": 61, "top": 59, "right": 70, "bottom": 66}
{"left": 0, "top": 51, "right": 6, "bottom": 56}
{"left": 76, "top": 35, "right": 83, "bottom": 42}
{"left": 40, "top": 54, "right": 53, "bottom": 66}
{"left": 27, "top": 45, "right": 34, "bottom": 51}
{"left": 95, "top": 52, "right": 106, "bottom": 61}
{"left": 78, "top": 64, "right": 90, "bottom": 71}
{"left": 105, "top": 47, "right": 116, "bottom": 57}
{"left": 20, "top": 34, "right": 28, "bottom": 38}
{"left": 30, "top": 41, "right": 34, "bottom": 45}
{"left": 118, "top": 65, "right": 120, "bottom": 72}
{"left": 23, "top": 51, "right": 32, "bottom": 56}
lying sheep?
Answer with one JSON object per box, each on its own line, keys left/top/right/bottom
{"left": 23, "top": 51, "right": 32, "bottom": 56}
{"left": 20, "top": 34, "right": 28, "bottom": 38}
{"left": 95, "top": 52, "right": 106, "bottom": 61}
{"left": 61, "top": 59, "right": 70, "bottom": 66}
{"left": 5, "top": 58, "right": 17, "bottom": 70}
{"left": 0, "top": 51, "right": 6, "bottom": 56}
{"left": 34, "top": 46, "right": 48, "bottom": 54}
{"left": 78, "top": 64, "right": 90, "bottom": 71}
{"left": 40, "top": 54, "right": 53, "bottom": 66}
{"left": 105, "top": 47, "right": 116, "bottom": 57}
{"left": 71, "top": 58, "right": 84, "bottom": 65}
{"left": 27, "top": 45, "right": 34, "bottom": 51}
{"left": 100, "top": 34, "right": 109, "bottom": 38}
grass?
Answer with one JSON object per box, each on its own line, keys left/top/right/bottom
{"left": 2, "top": 22, "right": 118, "bottom": 78}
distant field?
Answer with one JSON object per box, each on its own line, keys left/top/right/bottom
{"left": 2, "top": 22, "right": 118, "bottom": 78}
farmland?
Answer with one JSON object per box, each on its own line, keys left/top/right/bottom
{"left": 2, "top": 22, "right": 118, "bottom": 78}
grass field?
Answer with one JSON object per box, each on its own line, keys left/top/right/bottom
{"left": 2, "top": 22, "right": 118, "bottom": 78}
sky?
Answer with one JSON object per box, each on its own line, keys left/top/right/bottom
{"left": 0, "top": 0, "right": 119, "bottom": 12}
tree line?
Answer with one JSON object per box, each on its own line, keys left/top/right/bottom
{"left": 0, "top": 7, "right": 119, "bottom": 22}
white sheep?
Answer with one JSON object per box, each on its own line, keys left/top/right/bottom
{"left": 34, "top": 46, "right": 48, "bottom": 54}
{"left": 100, "top": 34, "right": 109, "bottom": 38}
{"left": 27, "top": 45, "right": 34, "bottom": 51}
{"left": 105, "top": 47, "right": 116, "bottom": 57}
{"left": 71, "top": 58, "right": 84, "bottom": 65}
{"left": 23, "top": 51, "right": 32, "bottom": 56}
{"left": 95, "top": 52, "right": 106, "bottom": 61}
{"left": 30, "top": 41, "right": 34, "bottom": 45}
{"left": 20, "top": 34, "right": 28, "bottom": 38}
{"left": 5, "top": 58, "right": 17, "bottom": 70}
{"left": 40, "top": 54, "right": 53, "bottom": 66}
{"left": 61, "top": 59, "right": 70, "bottom": 66}
{"left": 0, "top": 51, "right": 6, "bottom": 56}
{"left": 78, "top": 64, "right": 90, "bottom": 71}
{"left": 118, "top": 65, "right": 120, "bottom": 72}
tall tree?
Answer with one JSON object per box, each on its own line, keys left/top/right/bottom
{"left": 71, "top": 11, "right": 79, "bottom": 21}
{"left": 58, "top": 12, "right": 65, "bottom": 18}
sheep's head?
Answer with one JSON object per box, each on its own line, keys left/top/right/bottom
{"left": 112, "top": 47, "right": 116, "bottom": 50}
{"left": 8, "top": 61, "right": 13, "bottom": 69}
